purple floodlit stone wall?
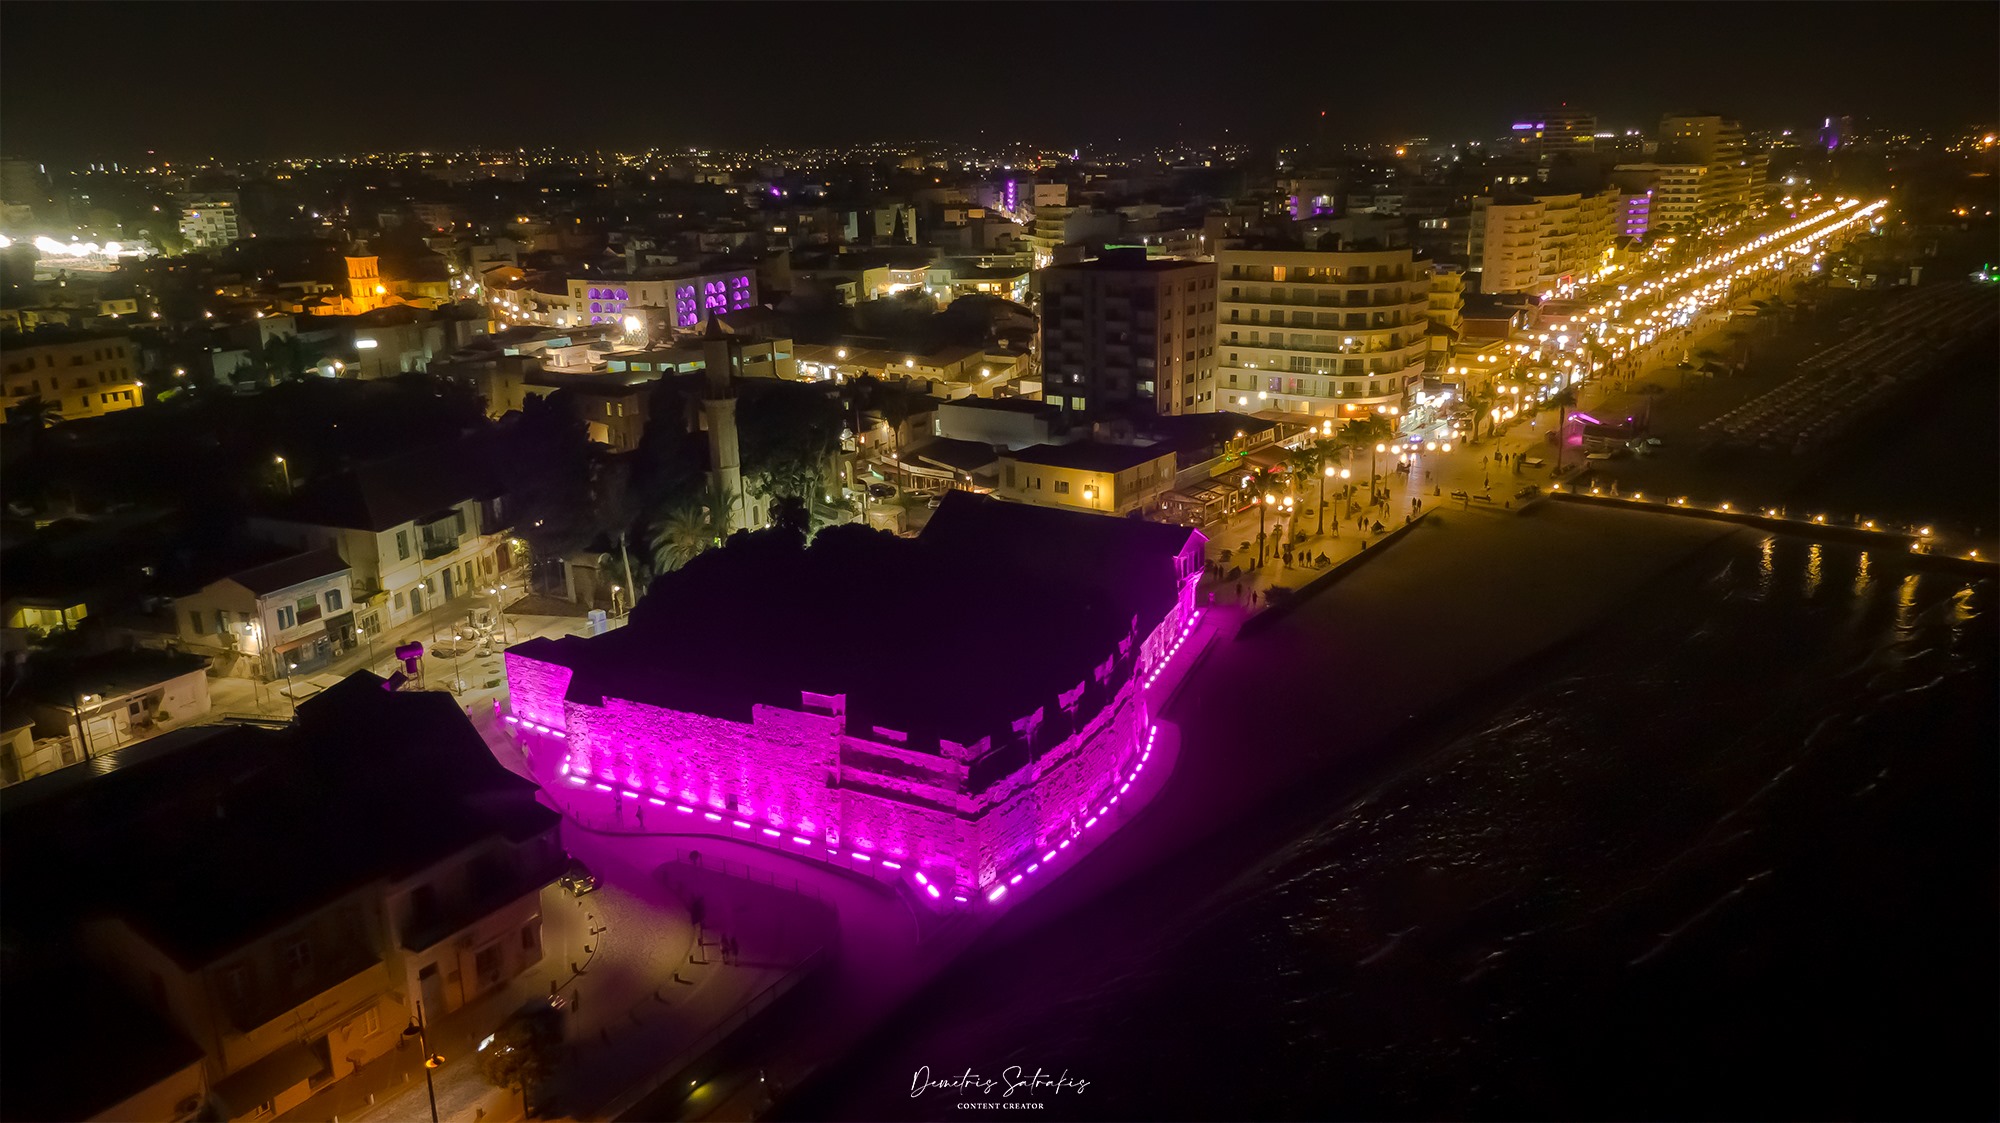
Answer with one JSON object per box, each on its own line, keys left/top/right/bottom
{"left": 566, "top": 699, "right": 843, "bottom": 833}
{"left": 506, "top": 653, "right": 573, "bottom": 730}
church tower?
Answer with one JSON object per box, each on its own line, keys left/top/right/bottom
{"left": 344, "top": 240, "right": 384, "bottom": 313}
{"left": 699, "top": 314, "right": 746, "bottom": 534}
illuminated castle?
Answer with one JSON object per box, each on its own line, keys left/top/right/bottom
{"left": 504, "top": 494, "right": 1204, "bottom": 901}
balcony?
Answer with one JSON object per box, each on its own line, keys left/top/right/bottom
{"left": 421, "top": 536, "right": 460, "bottom": 561}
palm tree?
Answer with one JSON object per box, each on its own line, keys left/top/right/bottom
{"left": 6, "top": 395, "right": 58, "bottom": 429}
{"left": 1462, "top": 392, "right": 1493, "bottom": 442}
{"left": 649, "top": 479, "right": 737, "bottom": 572}
{"left": 650, "top": 506, "right": 711, "bottom": 573}
{"left": 877, "top": 385, "right": 918, "bottom": 457}
{"left": 1343, "top": 413, "right": 1395, "bottom": 448}
{"left": 1547, "top": 386, "right": 1580, "bottom": 471}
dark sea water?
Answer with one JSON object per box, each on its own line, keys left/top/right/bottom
{"left": 1018, "top": 536, "right": 1997, "bottom": 1120}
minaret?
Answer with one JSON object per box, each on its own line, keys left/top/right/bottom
{"left": 700, "top": 314, "right": 745, "bottom": 534}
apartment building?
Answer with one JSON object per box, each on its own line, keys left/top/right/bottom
{"left": 168, "top": 548, "right": 356, "bottom": 680}
{"left": 179, "top": 193, "right": 243, "bottom": 249}
{"left": 2, "top": 330, "right": 144, "bottom": 421}
{"left": 1659, "top": 114, "right": 1751, "bottom": 218}
{"left": 1427, "top": 265, "right": 1466, "bottom": 363}
{"left": 1, "top": 677, "right": 562, "bottom": 1123}
{"left": 1214, "top": 243, "right": 1434, "bottom": 421}
{"left": 247, "top": 448, "right": 515, "bottom": 640}
{"left": 1038, "top": 250, "right": 1219, "bottom": 420}
{"left": 1470, "top": 189, "right": 1621, "bottom": 294}
{"left": 1611, "top": 163, "right": 1708, "bottom": 232}
{"left": 1469, "top": 199, "right": 1544, "bottom": 294}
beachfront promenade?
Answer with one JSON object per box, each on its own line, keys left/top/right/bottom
{"left": 1206, "top": 299, "right": 1745, "bottom": 608}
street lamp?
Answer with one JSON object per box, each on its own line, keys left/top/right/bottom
{"left": 274, "top": 455, "right": 291, "bottom": 496}
{"left": 1372, "top": 443, "right": 1385, "bottom": 500}
{"left": 486, "top": 584, "right": 509, "bottom": 644}
{"left": 1256, "top": 493, "right": 1273, "bottom": 569}
{"left": 401, "top": 1002, "right": 444, "bottom": 1123}
{"left": 1081, "top": 485, "right": 1097, "bottom": 510}
{"left": 1318, "top": 463, "right": 1335, "bottom": 535}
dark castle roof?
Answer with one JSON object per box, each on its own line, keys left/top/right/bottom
{"left": 514, "top": 493, "right": 1198, "bottom": 747}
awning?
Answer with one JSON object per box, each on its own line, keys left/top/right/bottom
{"left": 1241, "top": 448, "right": 1291, "bottom": 473}
{"left": 213, "top": 1040, "right": 328, "bottom": 1117}
{"left": 270, "top": 625, "right": 329, "bottom": 655}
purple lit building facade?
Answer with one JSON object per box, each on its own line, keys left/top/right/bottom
{"left": 565, "top": 266, "right": 756, "bottom": 331}
{"left": 504, "top": 495, "right": 1204, "bottom": 899}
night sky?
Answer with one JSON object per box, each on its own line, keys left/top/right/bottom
{"left": 3, "top": 1, "right": 1995, "bottom": 161}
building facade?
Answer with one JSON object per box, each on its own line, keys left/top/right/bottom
{"left": 995, "top": 440, "right": 1178, "bottom": 515}
{"left": 1038, "top": 253, "right": 1219, "bottom": 420}
{"left": 565, "top": 266, "right": 757, "bottom": 332}
{"left": 1214, "top": 244, "right": 1433, "bottom": 421}
{"left": 178, "top": 193, "right": 242, "bottom": 249}
{"left": 170, "top": 549, "right": 356, "bottom": 680}
{"left": 4, "top": 681, "right": 563, "bottom": 1123}
{"left": 1612, "top": 163, "right": 1708, "bottom": 232}
{"left": 1, "top": 330, "right": 144, "bottom": 421}
{"left": 1470, "top": 189, "right": 1620, "bottom": 294}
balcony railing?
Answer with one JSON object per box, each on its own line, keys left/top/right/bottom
{"left": 421, "top": 536, "right": 460, "bottom": 560}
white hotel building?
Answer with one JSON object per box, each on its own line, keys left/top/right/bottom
{"left": 1214, "top": 245, "right": 1433, "bottom": 421}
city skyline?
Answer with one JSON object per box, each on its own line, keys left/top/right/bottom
{"left": 3, "top": 2, "right": 1995, "bottom": 161}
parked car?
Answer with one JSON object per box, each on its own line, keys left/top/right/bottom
{"left": 559, "top": 862, "right": 598, "bottom": 896}
{"left": 926, "top": 495, "right": 944, "bottom": 509}
{"left": 866, "top": 483, "right": 897, "bottom": 499}
{"left": 1515, "top": 484, "right": 1542, "bottom": 501}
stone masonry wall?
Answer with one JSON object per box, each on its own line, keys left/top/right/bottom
{"left": 504, "top": 652, "right": 573, "bottom": 731}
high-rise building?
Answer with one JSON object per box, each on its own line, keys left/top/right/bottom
{"left": 0, "top": 157, "right": 50, "bottom": 223}
{"left": 1426, "top": 265, "right": 1465, "bottom": 364}
{"left": 1470, "top": 198, "right": 1545, "bottom": 294}
{"left": 1509, "top": 109, "right": 1597, "bottom": 161}
{"left": 177, "top": 193, "right": 243, "bottom": 249}
{"left": 1469, "top": 189, "right": 1621, "bottom": 294}
{"left": 1213, "top": 243, "right": 1433, "bottom": 421}
{"left": 1611, "top": 163, "right": 1707, "bottom": 232}
{"left": 1659, "top": 114, "right": 1749, "bottom": 218}
{"left": 1038, "top": 250, "right": 1219, "bottom": 420}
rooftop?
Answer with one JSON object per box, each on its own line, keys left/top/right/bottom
{"left": 0, "top": 958, "right": 204, "bottom": 1122}
{"left": 1002, "top": 439, "right": 1173, "bottom": 473}
{"left": 222, "top": 546, "right": 350, "bottom": 596}
{"left": 261, "top": 439, "right": 501, "bottom": 532}
{"left": 907, "top": 437, "right": 999, "bottom": 474}
{"left": 514, "top": 494, "right": 1196, "bottom": 747}
{"left": 0, "top": 673, "right": 557, "bottom": 967}
{"left": 14, "top": 648, "right": 211, "bottom": 707}
{"left": 938, "top": 396, "right": 1060, "bottom": 416}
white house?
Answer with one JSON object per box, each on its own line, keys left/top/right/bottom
{"left": 170, "top": 548, "right": 355, "bottom": 680}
